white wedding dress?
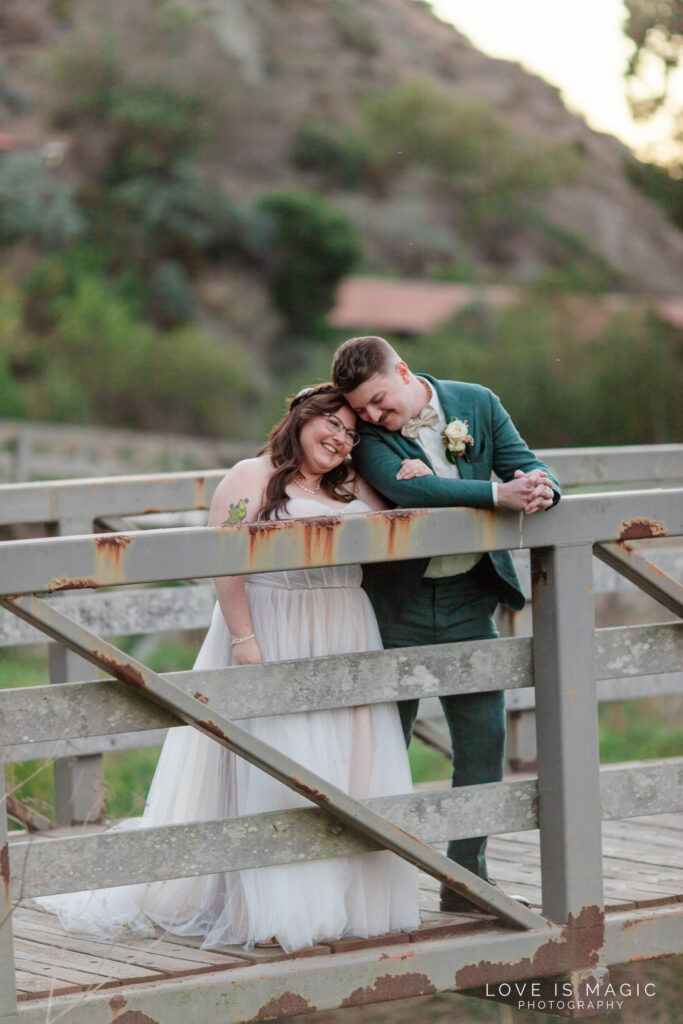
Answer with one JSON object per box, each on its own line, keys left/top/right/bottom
{"left": 37, "top": 499, "right": 420, "bottom": 952}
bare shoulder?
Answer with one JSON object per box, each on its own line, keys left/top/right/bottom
{"left": 209, "top": 457, "right": 271, "bottom": 526}
{"left": 345, "top": 469, "right": 390, "bottom": 510}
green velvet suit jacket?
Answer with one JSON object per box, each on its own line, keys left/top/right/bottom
{"left": 352, "top": 375, "right": 561, "bottom": 631}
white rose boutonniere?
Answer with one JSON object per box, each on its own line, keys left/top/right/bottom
{"left": 442, "top": 417, "right": 474, "bottom": 464}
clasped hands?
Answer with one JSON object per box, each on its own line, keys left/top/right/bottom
{"left": 497, "top": 469, "right": 554, "bottom": 514}
{"left": 396, "top": 460, "right": 554, "bottom": 515}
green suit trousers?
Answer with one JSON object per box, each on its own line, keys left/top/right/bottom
{"left": 380, "top": 557, "right": 505, "bottom": 881}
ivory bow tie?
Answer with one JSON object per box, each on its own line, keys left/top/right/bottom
{"left": 400, "top": 405, "right": 441, "bottom": 439}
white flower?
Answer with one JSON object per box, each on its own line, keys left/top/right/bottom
{"left": 442, "top": 417, "right": 473, "bottom": 462}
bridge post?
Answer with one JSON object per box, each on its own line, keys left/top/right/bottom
{"left": 0, "top": 768, "right": 18, "bottom": 1018}
{"left": 532, "top": 543, "right": 608, "bottom": 1009}
{"left": 48, "top": 514, "right": 106, "bottom": 827}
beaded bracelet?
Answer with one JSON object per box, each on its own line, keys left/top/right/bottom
{"left": 230, "top": 633, "right": 256, "bottom": 647}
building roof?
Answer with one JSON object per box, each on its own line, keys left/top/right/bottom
{"left": 330, "top": 275, "right": 683, "bottom": 336}
{"left": 329, "top": 276, "right": 515, "bottom": 334}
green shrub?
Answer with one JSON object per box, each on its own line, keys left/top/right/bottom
{"left": 109, "top": 84, "right": 207, "bottom": 180}
{"left": 259, "top": 190, "right": 361, "bottom": 332}
{"left": 0, "top": 153, "right": 84, "bottom": 247}
{"left": 113, "top": 172, "right": 265, "bottom": 262}
{"left": 147, "top": 260, "right": 197, "bottom": 327}
{"left": 49, "top": 35, "right": 122, "bottom": 124}
{"left": 291, "top": 119, "right": 374, "bottom": 188}
{"left": 412, "top": 294, "right": 683, "bottom": 447}
{"left": 361, "top": 79, "right": 583, "bottom": 231}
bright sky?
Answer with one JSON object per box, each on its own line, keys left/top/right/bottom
{"left": 430, "top": 0, "right": 682, "bottom": 163}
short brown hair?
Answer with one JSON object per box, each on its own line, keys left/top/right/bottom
{"left": 332, "top": 336, "right": 398, "bottom": 393}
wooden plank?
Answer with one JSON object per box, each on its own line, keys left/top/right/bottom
{"left": 14, "top": 937, "right": 163, "bottom": 984}
{"left": 13, "top": 921, "right": 215, "bottom": 976}
{"left": 15, "top": 970, "right": 81, "bottom": 1001}
{"left": 16, "top": 907, "right": 235, "bottom": 967}
{"left": 13, "top": 953, "right": 120, "bottom": 988}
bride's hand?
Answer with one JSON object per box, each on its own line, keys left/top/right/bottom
{"left": 396, "top": 459, "right": 434, "bottom": 480}
{"left": 232, "top": 637, "right": 263, "bottom": 665}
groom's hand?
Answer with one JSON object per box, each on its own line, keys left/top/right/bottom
{"left": 498, "top": 470, "right": 554, "bottom": 514}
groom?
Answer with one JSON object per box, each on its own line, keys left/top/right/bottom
{"left": 332, "top": 335, "right": 560, "bottom": 913}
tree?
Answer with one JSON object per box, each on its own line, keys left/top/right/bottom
{"left": 624, "top": 1, "right": 683, "bottom": 121}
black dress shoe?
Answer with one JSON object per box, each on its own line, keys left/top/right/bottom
{"left": 440, "top": 881, "right": 531, "bottom": 914}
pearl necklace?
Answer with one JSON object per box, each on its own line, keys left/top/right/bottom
{"left": 295, "top": 475, "right": 323, "bottom": 495}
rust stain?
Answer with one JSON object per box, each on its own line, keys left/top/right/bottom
{"left": 253, "top": 992, "right": 317, "bottom": 1020}
{"left": 109, "top": 994, "right": 127, "bottom": 1016}
{"left": 454, "top": 905, "right": 604, "bottom": 990}
{"left": 201, "top": 718, "right": 228, "bottom": 741}
{"left": 46, "top": 576, "right": 100, "bottom": 592}
{"left": 93, "top": 533, "right": 134, "bottom": 584}
{"left": 291, "top": 777, "right": 332, "bottom": 806}
{"left": 379, "top": 950, "right": 416, "bottom": 961}
{"left": 301, "top": 516, "right": 340, "bottom": 568}
{"left": 0, "top": 842, "right": 9, "bottom": 905}
{"left": 340, "top": 971, "right": 437, "bottom": 1007}
{"left": 114, "top": 1013, "right": 159, "bottom": 1024}
{"left": 374, "top": 508, "right": 426, "bottom": 559}
{"left": 475, "top": 507, "right": 500, "bottom": 557}
{"left": 245, "top": 519, "right": 292, "bottom": 567}
{"left": 618, "top": 518, "right": 668, "bottom": 541}
{"left": 194, "top": 475, "right": 208, "bottom": 509}
{"left": 194, "top": 691, "right": 209, "bottom": 704}
{"left": 98, "top": 653, "right": 148, "bottom": 690}
{"left": 141, "top": 507, "right": 162, "bottom": 515}
{"left": 93, "top": 534, "right": 133, "bottom": 563}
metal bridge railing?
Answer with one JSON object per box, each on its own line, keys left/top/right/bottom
{"left": 0, "top": 471, "right": 681, "bottom": 1020}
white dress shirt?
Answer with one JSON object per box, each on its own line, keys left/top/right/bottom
{"left": 410, "top": 379, "right": 497, "bottom": 578}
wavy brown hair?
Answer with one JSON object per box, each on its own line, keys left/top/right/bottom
{"left": 257, "top": 383, "right": 356, "bottom": 520}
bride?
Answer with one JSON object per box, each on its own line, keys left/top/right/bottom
{"left": 38, "top": 384, "right": 420, "bottom": 952}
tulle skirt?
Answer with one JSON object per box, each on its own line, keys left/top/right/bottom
{"left": 37, "top": 568, "right": 420, "bottom": 952}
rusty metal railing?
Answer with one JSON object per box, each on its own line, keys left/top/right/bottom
{"left": 0, "top": 482, "right": 682, "bottom": 1022}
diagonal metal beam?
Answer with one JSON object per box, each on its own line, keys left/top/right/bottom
{"left": 0, "top": 594, "right": 547, "bottom": 931}
{"left": 594, "top": 542, "right": 683, "bottom": 618}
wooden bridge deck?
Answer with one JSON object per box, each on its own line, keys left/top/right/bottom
{"left": 10, "top": 809, "right": 683, "bottom": 1006}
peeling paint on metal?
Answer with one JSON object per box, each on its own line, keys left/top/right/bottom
{"left": 252, "top": 991, "right": 317, "bottom": 1020}
{"left": 97, "top": 653, "right": 148, "bottom": 690}
{"left": 454, "top": 905, "right": 605, "bottom": 989}
{"left": 618, "top": 518, "right": 668, "bottom": 540}
{"left": 46, "top": 576, "right": 100, "bottom": 593}
{"left": 109, "top": 993, "right": 127, "bottom": 1017}
{"left": 340, "top": 971, "right": 437, "bottom": 1007}
{"left": 113, "top": 1012, "right": 160, "bottom": 1024}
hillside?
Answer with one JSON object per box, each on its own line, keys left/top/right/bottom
{"left": 0, "top": 0, "right": 681, "bottom": 444}
{"left": 3, "top": 0, "right": 682, "bottom": 290}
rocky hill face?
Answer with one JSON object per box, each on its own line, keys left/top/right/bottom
{"left": 2, "top": 0, "right": 682, "bottom": 293}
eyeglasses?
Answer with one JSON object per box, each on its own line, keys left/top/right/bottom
{"left": 323, "top": 413, "right": 360, "bottom": 447}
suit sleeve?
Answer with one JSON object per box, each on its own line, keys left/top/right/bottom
{"left": 352, "top": 429, "right": 495, "bottom": 509}
{"left": 489, "top": 391, "right": 561, "bottom": 503}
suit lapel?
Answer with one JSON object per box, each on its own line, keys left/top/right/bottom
{"left": 425, "top": 376, "right": 475, "bottom": 478}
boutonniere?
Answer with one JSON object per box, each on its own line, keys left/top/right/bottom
{"left": 441, "top": 417, "right": 474, "bottom": 464}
